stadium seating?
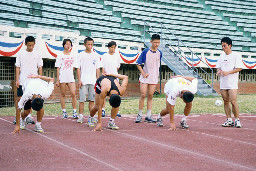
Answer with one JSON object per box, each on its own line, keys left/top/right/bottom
{"left": 0, "top": 0, "right": 255, "bottom": 52}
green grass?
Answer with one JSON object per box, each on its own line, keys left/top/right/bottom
{"left": 0, "top": 95, "right": 255, "bottom": 116}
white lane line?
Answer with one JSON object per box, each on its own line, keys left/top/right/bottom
{"left": 109, "top": 129, "right": 256, "bottom": 171}
{"left": 0, "top": 117, "right": 122, "bottom": 171}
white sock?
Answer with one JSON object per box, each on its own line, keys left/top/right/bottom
{"left": 157, "top": 113, "right": 162, "bottom": 119}
{"left": 79, "top": 114, "right": 83, "bottom": 118}
{"left": 62, "top": 109, "right": 66, "bottom": 112}
{"left": 36, "top": 121, "right": 41, "bottom": 126}
{"left": 73, "top": 109, "right": 77, "bottom": 113}
{"left": 146, "top": 110, "right": 151, "bottom": 117}
{"left": 110, "top": 118, "right": 114, "bottom": 123}
{"left": 27, "top": 113, "right": 32, "bottom": 118}
{"left": 138, "top": 110, "right": 143, "bottom": 116}
{"left": 235, "top": 118, "right": 239, "bottom": 122}
{"left": 102, "top": 108, "right": 105, "bottom": 111}
{"left": 181, "top": 115, "right": 187, "bottom": 121}
{"left": 228, "top": 118, "right": 232, "bottom": 121}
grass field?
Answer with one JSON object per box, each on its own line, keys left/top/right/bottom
{"left": 0, "top": 94, "right": 255, "bottom": 116}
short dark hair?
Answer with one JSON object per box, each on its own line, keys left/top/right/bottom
{"left": 31, "top": 98, "right": 44, "bottom": 111}
{"left": 183, "top": 92, "right": 194, "bottom": 103}
{"left": 84, "top": 37, "right": 94, "bottom": 44}
{"left": 25, "top": 36, "right": 35, "bottom": 44}
{"left": 151, "top": 34, "right": 160, "bottom": 41}
{"left": 109, "top": 94, "right": 121, "bottom": 108}
{"left": 107, "top": 41, "right": 117, "bottom": 48}
{"left": 62, "top": 39, "right": 72, "bottom": 47}
{"left": 221, "top": 37, "right": 232, "bottom": 46}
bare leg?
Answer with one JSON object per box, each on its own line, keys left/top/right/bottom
{"left": 68, "top": 82, "right": 77, "bottom": 110}
{"left": 111, "top": 107, "right": 119, "bottom": 119}
{"left": 36, "top": 107, "right": 44, "bottom": 122}
{"left": 160, "top": 97, "right": 171, "bottom": 117}
{"left": 220, "top": 89, "right": 231, "bottom": 118}
{"left": 60, "top": 83, "right": 66, "bottom": 110}
{"left": 90, "top": 93, "right": 100, "bottom": 117}
{"left": 147, "top": 84, "right": 156, "bottom": 110}
{"left": 79, "top": 102, "right": 84, "bottom": 115}
{"left": 21, "top": 109, "right": 31, "bottom": 120}
{"left": 228, "top": 89, "right": 239, "bottom": 119}
{"left": 184, "top": 102, "right": 192, "bottom": 116}
{"left": 139, "top": 83, "right": 148, "bottom": 110}
{"left": 88, "top": 101, "right": 94, "bottom": 112}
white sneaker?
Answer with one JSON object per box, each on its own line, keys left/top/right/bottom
{"left": 222, "top": 119, "right": 234, "bottom": 127}
{"left": 20, "top": 119, "right": 26, "bottom": 130}
{"left": 108, "top": 122, "right": 119, "bottom": 130}
{"left": 34, "top": 124, "right": 44, "bottom": 133}
{"left": 235, "top": 120, "right": 242, "bottom": 128}
{"left": 77, "top": 115, "right": 84, "bottom": 123}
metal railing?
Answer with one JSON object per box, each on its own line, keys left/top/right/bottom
{"left": 143, "top": 22, "right": 214, "bottom": 92}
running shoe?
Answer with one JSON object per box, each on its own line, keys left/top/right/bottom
{"left": 91, "top": 117, "right": 98, "bottom": 123}
{"left": 88, "top": 117, "right": 95, "bottom": 127}
{"left": 20, "top": 119, "right": 26, "bottom": 130}
{"left": 116, "top": 113, "right": 121, "bottom": 117}
{"left": 102, "top": 110, "right": 106, "bottom": 117}
{"left": 235, "top": 120, "right": 242, "bottom": 128}
{"left": 135, "top": 114, "right": 142, "bottom": 123}
{"left": 145, "top": 116, "right": 157, "bottom": 123}
{"left": 63, "top": 111, "right": 68, "bottom": 118}
{"left": 73, "top": 111, "right": 78, "bottom": 119}
{"left": 13, "top": 117, "right": 16, "bottom": 125}
{"left": 222, "top": 119, "right": 234, "bottom": 127}
{"left": 26, "top": 116, "right": 35, "bottom": 124}
{"left": 180, "top": 120, "right": 189, "bottom": 129}
{"left": 77, "top": 116, "right": 84, "bottom": 123}
{"left": 34, "top": 124, "right": 44, "bottom": 133}
{"left": 157, "top": 117, "right": 163, "bottom": 127}
{"left": 108, "top": 122, "right": 119, "bottom": 130}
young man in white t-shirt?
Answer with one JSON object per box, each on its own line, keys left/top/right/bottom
{"left": 55, "top": 39, "right": 77, "bottom": 119}
{"left": 135, "top": 34, "right": 162, "bottom": 123}
{"left": 216, "top": 37, "right": 243, "bottom": 128}
{"left": 75, "top": 37, "right": 100, "bottom": 124}
{"left": 156, "top": 76, "right": 198, "bottom": 130}
{"left": 101, "top": 41, "right": 121, "bottom": 117}
{"left": 12, "top": 74, "right": 54, "bottom": 133}
{"left": 14, "top": 36, "right": 43, "bottom": 125}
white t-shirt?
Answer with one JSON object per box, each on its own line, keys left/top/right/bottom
{"left": 216, "top": 51, "right": 243, "bottom": 89}
{"left": 164, "top": 77, "right": 198, "bottom": 105}
{"left": 55, "top": 53, "right": 76, "bottom": 83}
{"left": 15, "top": 50, "right": 43, "bottom": 85}
{"left": 102, "top": 52, "right": 120, "bottom": 75}
{"left": 18, "top": 78, "right": 54, "bottom": 109}
{"left": 75, "top": 51, "right": 100, "bottom": 85}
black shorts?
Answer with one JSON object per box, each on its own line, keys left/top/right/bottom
{"left": 24, "top": 100, "right": 32, "bottom": 110}
{"left": 17, "top": 85, "right": 23, "bottom": 97}
{"left": 94, "top": 82, "right": 101, "bottom": 94}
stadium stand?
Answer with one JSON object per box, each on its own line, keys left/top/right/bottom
{"left": 0, "top": 0, "right": 256, "bottom": 106}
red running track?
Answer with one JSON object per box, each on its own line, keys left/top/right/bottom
{"left": 0, "top": 113, "right": 256, "bottom": 171}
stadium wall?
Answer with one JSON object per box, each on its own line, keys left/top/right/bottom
{"left": 0, "top": 26, "right": 256, "bottom": 107}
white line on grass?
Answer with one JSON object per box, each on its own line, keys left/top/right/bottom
{"left": 0, "top": 117, "right": 122, "bottom": 171}
{"left": 107, "top": 129, "right": 256, "bottom": 171}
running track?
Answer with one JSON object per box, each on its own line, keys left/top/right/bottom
{"left": 0, "top": 114, "right": 256, "bottom": 171}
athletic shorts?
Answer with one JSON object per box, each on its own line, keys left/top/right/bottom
{"left": 79, "top": 84, "right": 95, "bottom": 102}
{"left": 17, "top": 85, "right": 23, "bottom": 97}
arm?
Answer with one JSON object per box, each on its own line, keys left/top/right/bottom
{"left": 216, "top": 68, "right": 222, "bottom": 76}
{"left": 38, "top": 66, "right": 43, "bottom": 76}
{"left": 102, "top": 68, "right": 106, "bottom": 75}
{"left": 12, "top": 108, "right": 21, "bottom": 133}
{"left": 169, "top": 105, "right": 176, "bottom": 131}
{"left": 96, "top": 68, "right": 100, "bottom": 79}
{"left": 137, "top": 65, "right": 148, "bottom": 78}
{"left": 76, "top": 68, "right": 82, "bottom": 88}
{"left": 16, "top": 67, "right": 20, "bottom": 88}
{"left": 28, "top": 74, "right": 54, "bottom": 83}
{"left": 56, "top": 67, "right": 60, "bottom": 87}
{"left": 222, "top": 68, "right": 242, "bottom": 76}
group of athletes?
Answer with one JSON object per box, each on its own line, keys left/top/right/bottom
{"left": 12, "top": 34, "right": 243, "bottom": 134}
